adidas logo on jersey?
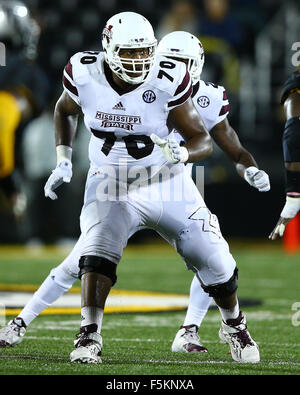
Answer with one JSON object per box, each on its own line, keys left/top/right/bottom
{"left": 113, "top": 102, "right": 126, "bottom": 111}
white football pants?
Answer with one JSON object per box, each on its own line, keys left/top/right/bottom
{"left": 54, "top": 163, "right": 236, "bottom": 289}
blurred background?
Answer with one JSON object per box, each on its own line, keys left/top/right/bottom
{"left": 0, "top": 0, "right": 299, "bottom": 246}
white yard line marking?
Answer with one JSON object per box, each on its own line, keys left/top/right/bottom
{"left": 2, "top": 346, "right": 300, "bottom": 367}
{"left": 23, "top": 335, "right": 300, "bottom": 349}
{"left": 26, "top": 310, "right": 293, "bottom": 332}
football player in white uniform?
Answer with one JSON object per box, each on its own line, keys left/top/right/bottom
{"left": 0, "top": 16, "right": 260, "bottom": 364}
{"left": 156, "top": 31, "right": 270, "bottom": 357}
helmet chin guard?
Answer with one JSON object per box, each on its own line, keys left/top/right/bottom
{"left": 157, "top": 31, "right": 205, "bottom": 85}
{"left": 102, "top": 12, "right": 157, "bottom": 85}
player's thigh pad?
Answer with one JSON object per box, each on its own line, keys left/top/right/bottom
{"left": 175, "top": 207, "right": 237, "bottom": 287}
{"left": 79, "top": 174, "right": 139, "bottom": 264}
{"left": 80, "top": 200, "right": 138, "bottom": 263}
{"left": 155, "top": 170, "right": 236, "bottom": 286}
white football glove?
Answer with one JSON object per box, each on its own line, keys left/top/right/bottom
{"left": 269, "top": 195, "right": 300, "bottom": 240}
{"left": 244, "top": 166, "right": 270, "bottom": 192}
{"left": 150, "top": 133, "right": 189, "bottom": 164}
{"left": 44, "top": 160, "right": 72, "bottom": 200}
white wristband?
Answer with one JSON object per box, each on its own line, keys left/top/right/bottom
{"left": 280, "top": 196, "right": 300, "bottom": 218}
{"left": 179, "top": 146, "right": 189, "bottom": 163}
{"left": 56, "top": 145, "right": 72, "bottom": 165}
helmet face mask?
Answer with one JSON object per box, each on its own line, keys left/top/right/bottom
{"left": 102, "top": 12, "right": 157, "bottom": 85}
{"left": 113, "top": 46, "right": 156, "bottom": 83}
{"left": 157, "top": 31, "right": 205, "bottom": 85}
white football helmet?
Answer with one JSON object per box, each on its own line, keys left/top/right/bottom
{"left": 157, "top": 31, "right": 204, "bottom": 84}
{"left": 102, "top": 12, "right": 157, "bottom": 85}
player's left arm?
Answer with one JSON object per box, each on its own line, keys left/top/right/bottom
{"left": 150, "top": 62, "right": 212, "bottom": 164}
{"left": 150, "top": 98, "right": 213, "bottom": 163}
{"left": 170, "top": 97, "right": 213, "bottom": 163}
{"left": 210, "top": 117, "right": 270, "bottom": 192}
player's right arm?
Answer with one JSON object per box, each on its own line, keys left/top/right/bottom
{"left": 44, "top": 89, "right": 81, "bottom": 200}
{"left": 54, "top": 90, "right": 81, "bottom": 147}
{"left": 169, "top": 97, "right": 213, "bottom": 163}
{"left": 151, "top": 98, "right": 213, "bottom": 164}
{"left": 44, "top": 53, "right": 84, "bottom": 200}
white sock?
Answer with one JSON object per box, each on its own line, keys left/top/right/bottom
{"left": 183, "top": 276, "right": 212, "bottom": 327}
{"left": 183, "top": 305, "right": 209, "bottom": 327}
{"left": 81, "top": 306, "right": 104, "bottom": 334}
{"left": 218, "top": 301, "right": 240, "bottom": 323}
{"left": 19, "top": 274, "right": 73, "bottom": 326}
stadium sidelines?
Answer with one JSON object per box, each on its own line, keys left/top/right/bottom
{"left": 0, "top": 242, "right": 268, "bottom": 317}
{"left": 0, "top": 283, "right": 190, "bottom": 315}
{"left": 0, "top": 283, "right": 261, "bottom": 317}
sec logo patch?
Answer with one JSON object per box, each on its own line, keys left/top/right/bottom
{"left": 143, "top": 90, "right": 156, "bottom": 103}
{"left": 197, "top": 96, "right": 210, "bottom": 108}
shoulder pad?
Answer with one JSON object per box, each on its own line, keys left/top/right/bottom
{"left": 192, "top": 80, "right": 230, "bottom": 130}
{"left": 197, "top": 80, "right": 226, "bottom": 101}
{"left": 197, "top": 81, "right": 229, "bottom": 114}
{"left": 148, "top": 55, "right": 193, "bottom": 110}
{"left": 62, "top": 51, "right": 103, "bottom": 105}
{"left": 66, "top": 51, "right": 103, "bottom": 84}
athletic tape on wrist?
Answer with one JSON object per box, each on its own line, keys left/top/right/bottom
{"left": 56, "top": 145, "right": 72, "bottom": 165}
{"left": 280, "top": 195, "right": 300, "bottom": 218}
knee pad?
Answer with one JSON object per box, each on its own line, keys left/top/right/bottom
{"left": 78, "top": 255, "right": 117, "bottom": 285}
{"left": 201, "top": 267, "right": 238, "bottom": 298}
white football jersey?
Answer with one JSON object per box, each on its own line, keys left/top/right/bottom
{"left": 172, "top": 79, "right": 230, "bottom": 144}
{"left": 62, "top": 51, "right": 192, "bottom": 175}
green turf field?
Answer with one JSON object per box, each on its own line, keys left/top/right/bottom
{"left": 0, "top": 241, "right": 299, "bottom": 376}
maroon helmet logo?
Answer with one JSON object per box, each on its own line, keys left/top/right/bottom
{"left": 102, "top": 25, "right": 113, "bottom": 44}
